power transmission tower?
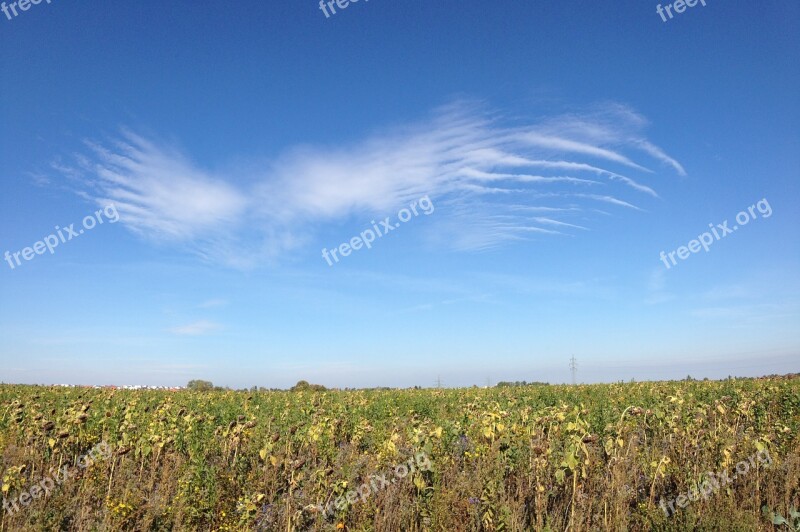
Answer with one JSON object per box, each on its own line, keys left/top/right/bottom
{"left": 569, "top": 356, "right": 578, "bottom": 385}
{"left": 435, "top": 375, "right": 442, "bottom": 389}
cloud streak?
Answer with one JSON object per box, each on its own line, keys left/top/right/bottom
{"left": 168, "top": 320, "right": 222, "bottom": 336}
{"left": 65, "top": 101, "right": 684, "bottom": 267}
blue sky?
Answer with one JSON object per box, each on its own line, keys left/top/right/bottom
{"left": 1, "top": 0, "right": 798, "bottom": 388}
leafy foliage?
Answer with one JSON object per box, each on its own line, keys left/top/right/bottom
{"left": 0, "top": 376, "right": 798, "bottom": 530}
{"left": 186, "top": 380, "right": 215, "bottom": 392}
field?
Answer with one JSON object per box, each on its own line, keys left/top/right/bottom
{"left": 1, "top": 377, "right": 799, "bottom": 531}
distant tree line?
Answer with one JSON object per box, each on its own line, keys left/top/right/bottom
{"left": 186, "top": 379, "right": 562, "bottom": 392}
{"left": 186, "top": 380, "right": 328, "bottom": 392}
{"left": 496, "top": 381, "right": 549, "bottom": 387}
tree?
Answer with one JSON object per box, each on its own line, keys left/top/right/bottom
{"left": 187, "top": 380, "right": 214, "bottom": 391}
{"left": 290, "top": 380, "right": 326, "bottom": 392}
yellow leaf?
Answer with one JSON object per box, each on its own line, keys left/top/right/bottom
{"left": 259, "top": 449, "right": 268, "bottom": 461}
{"left": 269, "top": 455, "right": 278, "bottom": 467}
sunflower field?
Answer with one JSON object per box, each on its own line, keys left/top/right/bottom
{"left": 1, "top": 376, "right": 798, "bottom": 531}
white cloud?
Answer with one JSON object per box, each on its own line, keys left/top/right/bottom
{"left": 633, "top": 139, "right": 687, "bottom": 177}
{"left": 198, "top": 299, "right": 228, "bottom": 309}
{"left": 66, "top": 101, "right": 684, "bottom": 267}
{"left": 83, "top": 132, "right": 247, "bottom": 241}
{"left": 168, "top": 320, "right": 222, "bottom": 336}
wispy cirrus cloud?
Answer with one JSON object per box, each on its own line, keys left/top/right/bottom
{"left": 63, "top": 100, "right": 685, "bottom": 267}
{"left": 84, "top": 134, "right": 247, "bottom": 240}
{"left": 168, "top": 320, "right": 222, "bottom": 336}
{"left": 632, "top": 139, "right": 687, "bottom": 177}
{"left": 198, "top": 299, "right": 228, "bottom": 309}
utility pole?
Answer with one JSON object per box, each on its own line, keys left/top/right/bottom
{"left": 569, "top": 356, "right": 578, "bottom": 385}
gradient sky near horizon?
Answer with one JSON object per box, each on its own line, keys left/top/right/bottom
{"left": 1, "top": 0, "right": 798, "bottom": 388}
